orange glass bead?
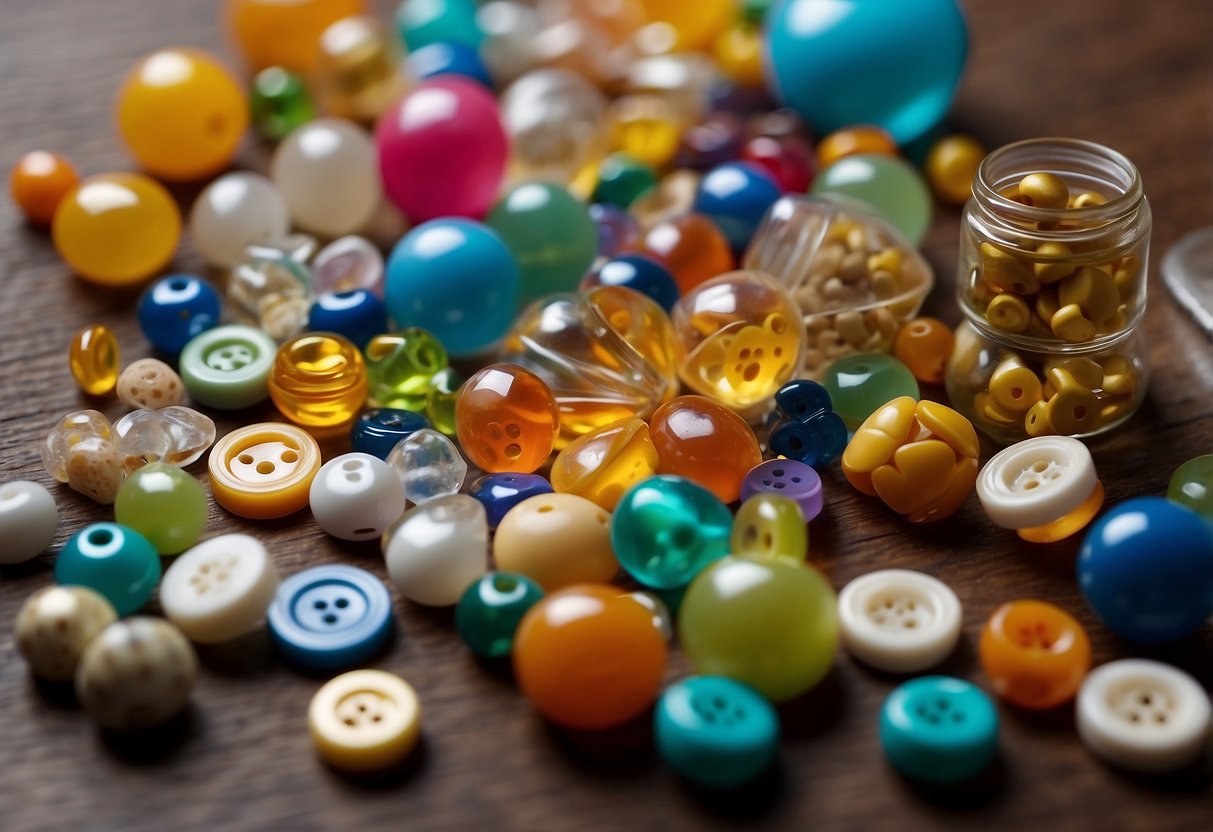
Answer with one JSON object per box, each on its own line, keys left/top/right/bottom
{"left": 226, "top": 0, "right": 365, "bottom": 72}
{"left": 10, "top": 151, "right": 79, "bottom": 226}
{"left": 456, "top": 364, "right": 560, "bottom": 474}
{"left": 816, "top": 125, "right": 898, "bottom": 170}
{"left": 268, "top": 333, "right": 368, "bottom": 429}
{"left": 550, "top": 417, "right": 659, "bottom": 511}
{"left": 979, "top": 599, "right": 1092, "bottom": 709}
{"left": 638, "top": 213, "right": 734, "bottom": 295}
{"left": 513, "top": 584, "right": 667, "bottom": 730}
{"left": 69, "top": 325, "right": 120, "bottom": 397}
{"left": 650, "top": 395, "right": 762, "bottom": 504}
{"left": 893, "top": 317, "right": 955, "bottom": 384}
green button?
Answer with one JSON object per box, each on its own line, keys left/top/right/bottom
{"left": 180, "top": 324, "right": 277, "bottom": 409}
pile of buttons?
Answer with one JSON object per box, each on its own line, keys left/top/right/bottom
{"left": 4, "top": 0, "right": 1213, "bottom": 789}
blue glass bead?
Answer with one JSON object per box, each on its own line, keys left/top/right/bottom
{"left": 268, "top": 564, "right": 394, "bottom": 673}
{"left": 396, "top": 0, "right": 483, "bottom": 51}
{"left": 137, "top": 274, "right": 221, "bottom": 354}
{"left": 611, "top": 475, "right": 733, "bottom": 590}
{"left": 767, "top": 0, "right": 968, "bottom": 143}
{"left": 385, "top": 219, "right": 520, "bottom": 358}
{"left": 880, "top": 676, "right": 998, "bottom": 784}
{"left": 408, "top": 41, "right": 491, "bottom": 87}
{"left": 588, "top": 203, "right": 640, "bottom": 258}
{"left": 768, "top": 379, "right": 848, "bottom": 467}
{"left": 469, "top": 472, "right": 553, "bottom": 529}
{"left": 455, "top": 571, "right": 544, "bottom": 659}
{"left": 587, "top": 254, "right": 680, "bottom": 312}
{"left": 775, "top": 379, "right": 833, "bottom": 421}
{"left": 654, "top": 676, "right": 779, "bottom": 788}
{"left": 1077, "top": 497, "right": 1213, "bottom": 644}
{"left": 55, "top": 522, "right": 161, "bottom": 617}
{"left": 308, "top": 290, "right": 389, "bottom": 349}
{"left": 692, "top": 162, "right": 782, "bottom": 253}
{"left": 352, "top": 408, "right": 431, "bottom": 460}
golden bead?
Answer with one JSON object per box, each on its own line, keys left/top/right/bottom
{"left": 868, "top": 247, "right": 903, "bottom": 278}
{"left": 987, "top": 293, "right": 1031, "bottom": 333}
{"left": 989, "top": 356, "right": 1043, "bottom": 412}
{"left": 1070, "top": 191, "right": 1107, "bottom": 208}
{"left": 979, "top": 242, "right": 1038, "bottom": 294}
{"left": 1059, "top": 266, "right": 1119, "bottom": 324}
{"left": 1024, "top": 400, "right": 1055, "bottom": 437}
{"left": 1044, "top": 356, "right": 1102, "bottom": 390}
{"left": 1035, "top": 285, "right": 1060, "bottom": 322}
{"left": 1032, "top": 241, "right": 1076, "bottom": 284}
{"left": 1050, "top": 304, "right": 1097, "bottom": 342}
{"left": 1044, "top": 367, "right": 1100, "bottom": 435}
{"left": 977, "top": 392, "right": 1021, "bottom": 427}
{"left": 1018, "top": 172, "right": 1069, "bottom": 210}
{"left": 1099, "top": 355, "right": 1137, "bottom": 396}
{"left": 999, "top": 184, "right": 1023, "bottom": 202}
{"left": 925, "top": 134, "right": 985, "bottom": 205}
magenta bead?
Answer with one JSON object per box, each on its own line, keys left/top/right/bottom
{"left": 376, "top": 77, "right": 508, "bottom": 222}
{"left": 741, "top": 459, "right": 823, "bottom": 522}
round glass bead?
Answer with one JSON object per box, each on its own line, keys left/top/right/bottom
{"left": 250, "top": 67, "right": 315, "bottom": 141}
{"left": 137, "top": 275, "right": 222, "bottom": 355}
{"left": 585, "top": 254, "right": 680, "bottom": 312}
{"left": 365, "top": 329, "right": 449, "bottom": 411}
{"left": 822, "top": 352, "right": 920, "bottom": 430}
{"left": 312, "top": 235, "right": 385, "bottom": 298}
{"left": 352, "top": 409, "right": 430, "bottom": 460}
{"left": 408, "top": 41, "right": 492, "bottom": 87}
{"left": 69, "top": 325, "right": 120, "bottom": 396}
{"left": 113, "top": 463, "right": 208, "bottom": 556}
{"left": 268, "top": 333, "right": 368, "bottom": 429}
{"left": 55, "top": 523, "right": 161, "bottom": 616}
{"left": 308, "top": 290, "right": 389, "bottom": 349}
{"left": 591, "top": 153, "right": 657, "bottom": 209}
{"left": 455, "top": 572, "right": 545, "bottom": 659}
{"left": 811, "top": 154, "right": 933, "bottom": 246}
{"left": 1168, "top": 455, "right": 1213, "bottom": 519}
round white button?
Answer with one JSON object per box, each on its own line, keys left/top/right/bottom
{"left": 160, "top": 534, "right": 281, "bottom": 643}
{"left": 310, "top": 453, "right": 407, "bottom": 542}
{"left": 1077, "top": 659, "right": 1211, "bottom": 772}
{"left": 309, "top": 669, "right": 421, "bottom": 773}
{"left": 977, "top": 437, "right": 1097, "bottom": 529}
{"left": 837, "top": 569, "right": 962, "bottom": 673}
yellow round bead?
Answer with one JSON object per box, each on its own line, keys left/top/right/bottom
{"left": 986, "top": 293, "right": 1031, "bottom": 333}
{"left": 1050, "top": 304, "right": 1096, "bottom": 342}
{"left": 1070, "top": 191, "right": 1107, "bottom": 209}
{"left": 69, "top": 325, "right": 120, "bottom": 396}
{"left": 609, "top": 96, "right": 683, "bottom": 169}
{"left": 1032, "top": 241, "right": 1076, "bottom": 284}
{"left": 925, "top": 134, "right": 984, "bottom": 205}
{"left": 1018, "top": 172, "right": 1069, "bottom": 210}
{"left": 638, "top": 0, "right": 734, "bottom": 50}
{"left": 979, "top": 242, "right": 1038, "bottom": 295}
{"left": 713, "top": 23, "right": 766, "bottom": 88}
{"left": 1059, "top": 266, "right": 1119, "bottom": 324}
{"left": 988, "top": 357, "right": 1042, "bottom": 412}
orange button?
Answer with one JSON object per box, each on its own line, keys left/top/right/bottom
{"left": 979, "top": 599, "right": 1092, "bottom": 709}
{"left": 209, "top": 423, "right": 321, "bottom": 519}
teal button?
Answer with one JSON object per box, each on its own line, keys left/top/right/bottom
{"left": 55, "top": 523, "right": 161, "bottom": 616}
{"left": 880, "top": 676, "right": 998, "bottom": 783}
{"left": 179, "top": 324, "right": 277, "bottom": 409}
{"left": 455, "top": 572, "right": 544, "bottom": 659}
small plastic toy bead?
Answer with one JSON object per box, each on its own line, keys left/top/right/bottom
{"left": 116, "top": 358, "right": 185, "bottom": 410}
{"left": 250, "top": 67, "right": 316, "bottom": 141}
{"left": 228, "top": 0, "right": 363, "bottom": 72}
{"left": 880, "top": 676, "right": 999, "bottom": 784}
{"left": 977, "top": 437, "right": 1103, "bottom": 543}
{"left": 308, "top": 290, "right": 389, "bottom": 350}
{"left": 385, "top": 428, "right": 467, "bottom": 504}
{"left": 137, "top": 275, "right": 221, "bottom": 355}
{"left": 309, "top": 453, "right": 407, "bottom": 542}
{"left": 741, "top": 460, "right": 823, "bottom": 521}
{"left": 208, "top": 423, "right": 322, "bottom": 519}
{"left": 822, "top": 353, "right": 920, "bottom": 430}
{"left": 680, "top": 556, "right": 838, "bottom": 702}
{"left": 650, "top": 396, "right": 763, "bottom": 504}
{"left": 654, "top": 676, "right": 779, "bottom": 789}
{"left": 1167, "top": 454, "right": 1213, "bottom": 519}
{"left": 15, "top": 586, "right": 116, "bottom": 681}
{"left": 591, "top": 153, "right": 658, "bottom": 209}
{"left": 382, "top": 494, "right": 488, "bottom": 606}
{"left": 408, "top": 40, "right": 493, "bottom": 87}
{"left": 351, "top": 409, "right": 431, "bottom": 460}
{"left": 160, "top": 534, "right": 280, "bottom": 644}
{"left": 309, "top": 670, "right": 422, "bottom": 773}
{"left": 268, "top": 564, "right": 395, "bottom": 672}
{"left": 68, "top": 324, "right": 120, "bottom": 397}
{"left": 179, "top": 325, "right": 278, "bottom": 410}
{"left": 816, "top": 126, "right": 899, "bottom": 169}
{"left": 731, "top": 493, "right": 807, "bottom": 561}
{"left": 312, "top": 235, "right": 385, "bottom": 298}
{"left": 611, "top": 476, "right": 731, "bottom": 590}
{"left": 494, "top": 493, "right": 618, "bottom": 591}
{"left": 269, "top": 333, "right": 368, "bottom": 429}
{"left": 549, "top": 417, "right": 659, "bottom": 511}
{"left": 75, "top": 617, "right": 198, "bottom": 731}
{"left": 456, "top": 364, "right": 559, "bottom": 474}
{"left": 1077, "top": 659, "right": 1212, "bottom": 773}
{"left": 838, "top": 570, "right": 962, "bottom": 674}
{"left": 114, "top": 463, "right": 208, "bottom": 556}
{"left": 925, "top": 135, "right": 985, "bottom": 205}
{"left": 55, "top": 523, "right": 161, "bottom": 617}
{"left": 468, "top": 472, "right": 553, "bottom": 529}
{"left": 365, "top": 329, "right": 449, "bottom": 411}
{"left": 1077, "top": 497, "right": 1213, "bottom": 644}
{"left": 768, "top": 379, "right": 848, "bottom": 468}
{"left": 893, "top": 317, "right": 955, "bottom": 384}
{"left": 455, "top": 572, "right": 545, "bottom": 659}
{"left": 113, "top": 406, "right": 216, "bottom": 473}
{"left": 639, "top": 213, "right": 736, "bottom": 295}
{"left": 740, "top": 135, "right": 814, "bottom": 193}
{"left": 513, "top": 584, "right": 668, "bottom": 730}
{"left": 425, "top": 366, "right": 463, "bottom": 435}
{"left": 0, "top": 480, "right": 59, "bottom": 564}
{"left": 980, "top": 600, "right": 1091, "bottom": 709}
{"left": 584, "top": 254, "right": 680, "bottom": 312}
{"left": 271, "top": 118, "right": 381, "bottom": 237}
{"left": 692, "top": 162, "right": 782, "bottom": 253}
{"left": 9, "top": 150, "right": 78, "bottom": 226}
{"left": 189, "top": 173, "right": 289, "bottom": 268}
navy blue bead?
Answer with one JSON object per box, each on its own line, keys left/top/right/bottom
{"left": 308, "top": 290, "right": 389, "bottom": 349}
{"left": 590, "top": 254, "right": 680, "bottom": 311}
{"left": 769, "top": 379, "right": 848, "bottom": 467}
{"left": 137, "top": 274, "right": 221, "bottom": 354}
{"left": 407, "top": 41, "right": 492, "bottom": 87}
{"left": 268, "top": 564, "right": 394, "bottom": 672}
{"left": 692, "top": 162, "right": 782, "bottom": 253}
{"left": 775, "top": 379, "right": 834, "bottom": 421}
{"left": 469, "top": 472, "right": 553, "bottom": 529}
{"left": 352, "top": 408, "right": 431, "bottom": 459}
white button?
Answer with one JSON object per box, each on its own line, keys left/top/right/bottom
{"left": 837, "top": 569, "right": 962, "bottom": 673}
{"left": 1077, "top": 659, "right": 1211, "bottom": 772}
{"left": 0, "top": 480, "right": 58, "bottom": 564}
{"left": 309, "top": 669, "right": 421, "bottom": 773}
{"left": 977, "top": 437, "right": 1097, "bottom": 529}
{"left": 310, "top": 453, "right": 407, "bottom": 542}
{"left": 160, "top": 534, "right": 281, "bottom": 643}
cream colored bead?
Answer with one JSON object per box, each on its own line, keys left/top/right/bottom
{"left": 16, "top": 586, "right": 117, "bottom": 681}
{"left": 117, "top": 358, "right": 185, "bottom": 410}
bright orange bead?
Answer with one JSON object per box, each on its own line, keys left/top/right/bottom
{"left": 650, "top": 395, "right": 762, "bottom": 503}
{"left": 816, "top": 125, "right": 898, "bottom": 169}
{"left": 226, "top": 0, "right": 365, "bottom": 72}
{"left": 513, "top": 584, "right": 667, "bottom": 730}
{"left": 979, "top": 599, "right": 1092, "bottom": 709}
{"left": 893, "top": 317, "right": 955, "bottom": 384}
{"left": 456, "top": 364, "right": 560, "bottom": 474}
{"left": 9, "top": 151, "right": 79, "bottom": 226}
{"left": 638, "top": 213, "right": 734, "bottom": 295}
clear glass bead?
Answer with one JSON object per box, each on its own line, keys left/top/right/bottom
{"left": 113, "top": 406, "right": 217, "bottom": 473}
{"left": 387, "top": 428, "right": 468, "bottom": 504}
{"left": 41, "top": 410, "right": 112, "bottom": 482}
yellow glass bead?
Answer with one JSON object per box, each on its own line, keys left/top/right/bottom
{"left": 1032, "top": 241, "right": 1076, "bottom": 284}
{"left": 1050, "top": 304, "right": 1096, "bottom": 343}
{"left": 550, "top": 418, "right": 659, "bottom": 511}
{"left": 1059, "top": 266, "right": 1119, "bottom": 324}
{"left": 1024, "top": 400, "right": 1054, "bottom": 437}
{"left": 52, "top": 173, "right": 181, "bottom": 287}
{"left": 925, "top": 135, "right": 984, "bottom": 205}
{"left": 638, "top": 0, "right": 734, "bottom": 50}
{"left": 69, "top": 325, "right": 120, "bottom": 397}
{"left": 226, "top": 0, "right": 365, "bottom": 72}
{"left": 609, "top": 95, "right": 683, "bottom": 169}
{"left": 989, "top": 357, "right": 1042, "bottom": 412}
{"left": 1043, "top": 368, "right": 1100, "bottom": 435}
{"left": 713, "top": 23, "right": 765, "bottom": 88}
{"left": 1018, "top": 480, "right": 1104, "bottom": 544}
{"left": 1018, "top": 172, "right": 1069, "bottom": 210}
{"left": 979, "top": 242, "right": 1038, "bottom": 295}
{"left": 986, "top": 293, "right": 1031, "bottom": 334}
{"left": 268, "top": 333, "right": 368, "bottom": 429}
{"left": 314, "top": 16, "right": 405, "bottom": 123}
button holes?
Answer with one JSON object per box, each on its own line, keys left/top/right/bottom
{"left": 1031, "top": 460, "right": 1048, "bottom": 473}
{"left": 344, "top": 717, "right": 356, "bottom": 726}
{"left": 762, "top": 532, "right": 773, "bottom": 549}
{"left": 772, "top": 469, "right": 784, "bottom": 477}
{"left": 906, "top": 600, "right": 917, "bottom": 610}
{"left": 903, "top": 619, "right": 917, "bottom": 629}
{"left": 1156, "top": 713, "right": 1168, "bottom": 723}
{"left": 256, "top": 461, "right": 276, "bottom": 475}
{"left": 1129, "top": 711, "right": 1141, "bottom": 723}
{"left": 774, "top": 347, "right": 783, "bottom": 358}
{"left": 739, "top": 348, "right": 752, "bottom": 360}
{"left": 791, "top": 476, "right": 801, "bottom": 483}
{"left": 323, "top": 614, "right": 338, "bottom": 625}
{"left": 743, "top": 526, "right": 758, "bottom": 543}
{"left": 884, "top": 599, "right": 894, "bottom": 609}
{"left": 314, "top": 600, "right": 329, "bottom": 610}
{"left": 346, "top": 473, "right": 362, "bottom": 482}
{"left": 505, "top": 423, "right": 522, "bottom": 439}
{"left": 493, "top": 574, "right": 518, "bottom": 592}
{"left": 357, "top": 703, "right": 367, "bottom": 712}
{"left": 952, "top": 712, "right": 965, "bottom": 723}
{"left": 200, "top": 563, "right": 212, "bottom": 574}
{"left": 371, "top": 714, "right": 382, "bottom": 723}
{"left": 1023, "top": 479, "right": 1039, "bottom": 490}
{"left": 238, "top": 453, "right": 254, "bottom": 465}
{"left": 335, "top": 597, "right": 349, "bottom": 608}
{"left": 1139, "top": 694, "right": 1152, "bottom": 705}
{"left": 1073, "top": 405, "right": 1087, "bottom": 420}
{"left": 773, "top": 482, "right": 786, "bottom": 489}
{"left": 505, "top": 443, "right": 522, "bottom": 459}
{"left": 227, "top": 557, "right": 239, "bottom": 569}
{"left": 936, "top": 699, "right": 950, "bottom": 710}
{"left": 762, "top": 479, "right": 773, "bottom": 487}
{"left": 89, "top": 528, "right": 114, "bottom": 546}
{"left": 712, "top": 697, "right": 727, "bottom": 709}
{"left": 342, "top": 460, "right": 362, "bottom": 471}
{"left": 1011, "top": 386, "right": 1024, "bottom": 400}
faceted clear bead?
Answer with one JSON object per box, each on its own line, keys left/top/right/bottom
{"left": 41, "top": 410, "right": 112, "bottom": 482}
{"left": 228, "top": 234, "right": 315, "bottom": 339}
{"left": 387, "top": 428, "right": 468, "bottom": 504}
{"left": 312, "top": 235, "right": 384, "bottom": 297}
{"left": 113, "top": 406, "right": 217, "bottom": 473}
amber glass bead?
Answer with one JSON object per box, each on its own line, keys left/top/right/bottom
{"left": 650, "top": 395, "right": 762, "bottom": 504}
{"left": 70, "top": 325, "right": 120, "bottom": 396}
{"left": 893, "top": 317, "right": 955, "bottom": 384}
{"left": 10, "top": 151, "right": 79, "bottom": 226}
{"left": 268, "top": 333, "right": 368, "bottom": 429}
{"left": 638, "top": 213, "right": 735, "bottom": 295}
{"left": 609, "top": 96, "right": 683, "bottom": 170}
{"left": 226, "top": 0, "right": 365, "bottom": 72}
{"left": 713, "top": 23, "right": 765, "bottom": 88}
{"left": 925, "top": 135, "right": 984, "bottom": 206}
{"left": 456, "top": 364, "right": 559, "bottom": 474}
{"left": 550, "top": 418, "right": 659, "bottom": 511}
{"left": 816, "top": 125, "right": 898, "bottom": 169}
{"left": 980, "top": 600, "right": 1091, "bottom": 709}
{"left": 314, "top": 16, "right": 404, "bottom": 123}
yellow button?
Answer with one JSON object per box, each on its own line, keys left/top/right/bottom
{"left": 209, "top": 423, "right": 320, "bottom": 519}
{"left": 309, "top": 669, "right": 421, "bottom": 773}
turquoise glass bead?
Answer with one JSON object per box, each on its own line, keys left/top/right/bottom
{"left": 55, "top": 523, "right": 161, "bottom": 616}
{"left": 880, "top": 676, "right": 998, "bottom": 784}
{"left": 114, "top": 463, "right": 208, "bottom": 555}
{"left": 811, "top": 154, "right": 933, "bottom": 245}
{"left": 611, "top": 475, "right": 732, "bottom": 590}
{"left": 396, "top": 0, "right": 483, "bottom": 51}
{"left": 591, "top": 154, "right": 658, "bottom": 209}
{"left": 1168, "top": 455, "right": 1213, "bottom": 519}
{"left": 822, "top": 353, "right": 919, "bottom": 430}
{"left": 455, "top": 572, "right": 544, "bottom": 658}
{"left": 179, "top": 324, "right": 278, "bottom": 410}
{"left": 654, "top": 676, "right": 779, "bottom": 788}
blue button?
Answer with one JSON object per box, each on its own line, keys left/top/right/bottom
{"left": 351, "top": 408, "right": 431, "bottom": 459}
{"left": 880, "top": 676, "right": 998, "bottom": 784}
{"left": 268, "top": 565, "right": 394, "bottom": 672}
{"left": 769, "top": 379, "right": 848, "bottom": 467}
{"left": 468, "top": 472, "right": 553, "bottom": 529}
{"left": 308, "top": 289, "right": 389, "bottom": 349}
{"left": 137, "top": 273, "right": 221, "bottom": 354}
{"left": 654, "top": 676, "right": 779, "bottom": 788}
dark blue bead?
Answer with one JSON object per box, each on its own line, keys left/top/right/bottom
{"left": 407, "top": 41, "right": 492, "bottom": 87}
{"left": 308, "top": 289, "right": 389, "bottom": 349}
{"left": 469, "top": 472, "right": 553, "bottom": 529}
{"left": 692, "top": 162, "right": 782, "bottom": 253}
{"left": 137, "top": 274, "right": 221, "bottom": 354}
{"left": 769, "top": 413, "right": 847, "bottom": 467}
{"left": 775, "top": 379, "right": 835, "bottom": 421}
{"left": 590, "top": 254, "right": 680, "bottom": 311}
{"left": 351, "top": 408, "right": 431, "bottom": 459}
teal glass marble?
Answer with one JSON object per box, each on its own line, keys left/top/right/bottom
{"left": 250, "top": 67, "right": 315, "bottom": 142}
{"left": 880, "top": 676, "right": 998, "bottom": 784}
{"left": 114, "top": 463, "right": 208, "bottom": 556}
{"left": 767, "top": 0, "right": 967, "bottom": 144}
{"left": 55, "top": 523, "right": 161, "bottom": 616}
{"left": 426, "top": 366, "right": 464, "bottom": 435}
{"left": 822, "top": 353, "right": 920, "bottom": 430}
{"left": 365, "top": 328, "right": 449, "bottom": 411}
{"left": 486, "top": 183, "right": 599, "bottom": 306}
{"left": 811, "top": 154, "right": 933, "bottom": 245}
{"left": 455, "top": 572, "right": 544, "bottom": 658}
{"left": 1168, "top": 455, "right": 1213, "bottom": 519}
{"left": 611, "top": 475, "right": 732, "bottom": 590}
{"left": 654, "top": 676, "right": 779, "bottom": 788}
{"left": 395, "top": 0, "right": 483, "bottom": 51}
{"left": 591, "top": 154, "right": 658, "bottom": 210}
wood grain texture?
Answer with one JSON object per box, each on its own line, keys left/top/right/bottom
{"left": 2, "top": 1, "right": 1213, "bottom": 829}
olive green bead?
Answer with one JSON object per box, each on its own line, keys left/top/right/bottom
{"left": 114, "top": 463, "right": 208, "bottom": 555}
{"left": 731, "top": 493, "right": 807, "bottom": 560}
{"left": 811, "top": 153, "right": 932, "bottom": 245}
{"left": 1168, "top": 455, "right": 1213, "bottom": 519}
{"left": 250, "top": 67, "right": 316, "bottom": 142}
{"left": 591, "top": 153, "right": 658, "bottom": 209}
{"left": 425, "top": 366, "right": 463, "bottom": 436}
{"left": 822, "top": 352, "right": 920, "bottom": 430}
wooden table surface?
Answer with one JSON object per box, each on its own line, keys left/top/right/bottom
{"left": 2, "top": 1, "right": 1213, "bottom": 829}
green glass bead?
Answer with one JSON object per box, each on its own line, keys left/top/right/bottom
{"left": 811, "top": 153, "right": 933, "bottom": 245}
{"left": 822, "top": 352, "right": 920, "bottom": 430}
{"left": 250, "top": 67, "right": 315, "bottom": 142}
{"left": 455, "top": 572, "right": 544, "bottom": 658}
{"left": 179, "top": 324, "right": 278, "bottom": 410}
{"left": 365, "top": 328, "right": 448, "bottom": 410}
{"left": 114, "top": 463, "right": 208, "bottom": 555}
{"left": 486, "top": 183, "right": 599, "bottom": 306}
{"left": 1168, "top": 455, "right": 1213, "bottom": 519}
{"left": 426, "top": 366, "right": 464, "bottom": 436}
{"left": 731, "top": 493, "right": 807, "bottom": 561}
{"left": 591, "top": 153, "right": 658, "bottom": 209}
{"left": 679, "top": 555, "right": 838, "bottom": 702}
{"left": 742, "top": 0, "right": 774, "bottom": 24}
{"left": 55, "top": 523, "right": 161, "bottom": 616}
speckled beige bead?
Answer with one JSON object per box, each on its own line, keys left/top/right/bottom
{"left": 117, "top": 358, "right": 185, "bottom": 410}
{"left": 65, "top": 437, "right": 125, "bottom": 504}
{"left": 15, "top": 586, "right": 117, "bottom": 681}
{"left": 75, "top": 617, "right": 198, "bottom": 731}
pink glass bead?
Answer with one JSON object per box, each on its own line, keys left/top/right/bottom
{"left": 741, "top": 459, "right": 823, "bottom": 521}
{"left": 312, "top": 235, "right": 385, "bottom": 297}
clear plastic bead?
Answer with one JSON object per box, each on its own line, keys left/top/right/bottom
{"left": 113, "top": 406, "right": 218, "bottom": 473}
{"left": 387, "top": 428, "right": 468, "bottom": 504}
{"left": 41, "top": 410, "right": 112, "bottom": 482}
{"left": 228, "top": 234, "right": 316, "bottom": 340}
{"left": 312, "top": 235, "right": 384, "bottom": 297}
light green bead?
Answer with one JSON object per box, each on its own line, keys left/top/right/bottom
{"left": 811, "top": 154, "right": 932, "bottom": 245}
{"left": 250, "top": 67, "right": 315, "bottom": 142}
{"left": 114, "top": 463, "right": 208, "bottom": 555}
{"left": 731, "top": 494, "right": 807, "bottom": 560}
{"left": 1168, "top": 455, "right": 1213, "bottom": 519}
{"left": 426, "top": 366, "right": 463, "bottom": 436}
{"left": 179, "top": 325, "right": 278, "bottom": 410}
{"left": 365, "top": 328, "right": 448, "bottom": 411}
{"left": 822, "top": 352, "right": 919, "bottom": 430}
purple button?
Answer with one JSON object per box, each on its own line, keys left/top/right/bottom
{"left": 740, "top": 459, "right": 823, "bottom": 522}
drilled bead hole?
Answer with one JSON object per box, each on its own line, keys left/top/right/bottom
{"left": 89, "top": 529, "right": 114, "bottom": 546}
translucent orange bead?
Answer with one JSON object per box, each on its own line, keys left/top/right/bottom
{"left": 69, "top": 325, "right": 120, "bottom": 397}
{"left": 979, "top": 599, "right": 1092, "bottom": 709}
{"left": 713, "top": 23, "right": 765, "bottom": 88}
{"left": 816, "top": 125, "right": 898, "bottom": 169}
{"left": 893, "top": 317, "right": 955, "bottom": 384}
{"left": 268, "top": 333, "right": 368, "bottom": 429}
{"left": 650, "top": 395, "right": 762, "bottom": 504}
{"left": 926, "top": 135, "right": 984, "bottom": 206}
{"left": 226, "top": 0, "right": 365, "bottom": 72}
{"left": 456, "top": 364, "right": 560, "bottom": 474}
{"left": 638, "top": 213, "right": 734, "bottom": 295}
{"left": 550, "top": 418, "right": 659, "bottom": 510}
{"left": 9, "top": 151, "right": 79, "bottom": 226}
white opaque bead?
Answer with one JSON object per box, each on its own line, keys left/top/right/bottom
{"left": 310, "top": 453, "right": 407, "bottom": 541}
{"left": 977, "top": 436, "right": 1097, "bottom": 530}
{"left": 160, "top": 534, "right": 281, "bottom": 644}
{"left": 382, "top": 494, "right": 487, "bottom": 606}
{"left": 386, "top": 428, "right": 467, "bottom": 505}
{"left": 15, "top": 586, "right": 117, "bottom": 680}
{"left": 189, "top": 172, "right": 289, "bottom": 269}
{"left": 837, "top": 569, "right": 962, "bottom": 674}
{"left": 272, "top": 118, "right": 381, "bottom": 238}
{"left": 0, "top": 480, "right": 59, "bottom": 563}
